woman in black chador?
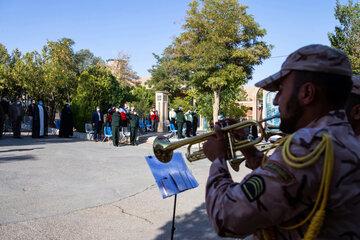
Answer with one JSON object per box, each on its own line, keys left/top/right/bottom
{"left": 32, "top": 99, "right": 48, "bottom": 138}
{"left": 59, "top": 104, "right": 74, "bottom": 138}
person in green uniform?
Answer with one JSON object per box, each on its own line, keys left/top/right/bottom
{"left": 111, "top": 106, "right": 121, "bottom": 147}
{"left": 128, "top": 108, "right": 140, "bottom": 145}
{"left": 175, "top": 105, "right": 185, "bottom": 139}
{"left": 185, "top": 108, "right": 193, "bottom": 137}
{"left": 192, "top": 109, "right": 198, "bottom": 136}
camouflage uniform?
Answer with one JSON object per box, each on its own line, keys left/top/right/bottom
{"left": 206, "top": 45, "right": 360, "bottom": 239}
{"left": 206, "top": 110, "right": 360, "bottom": 239}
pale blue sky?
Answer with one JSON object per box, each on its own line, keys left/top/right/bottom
{"left": 0, "top": 0, "right": 343, "bottom": 86}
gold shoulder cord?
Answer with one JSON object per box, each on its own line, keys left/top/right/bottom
{"left": 260, "top": 133, "right": 334, "bottom": 240}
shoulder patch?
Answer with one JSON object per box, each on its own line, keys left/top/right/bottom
{"left": 262, "top": 160, "right": 295, "bottom": 183}
{"left": 241, "top": 175, "right": 265, "bottom": 202}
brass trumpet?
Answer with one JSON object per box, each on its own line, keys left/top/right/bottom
{"left": 153, "top": 114, "right": 281, "bottom": 171}
{"left": 227, "top": 143, "right": 276, "bottom": 171}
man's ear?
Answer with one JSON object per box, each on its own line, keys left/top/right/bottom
{"left": 299, "top": 82, "right": 316, "bottom": 105}
{"left": 351, "top": 104, "right": 360, "bottom": 120}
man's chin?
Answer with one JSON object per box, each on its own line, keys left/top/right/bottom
{"left": 279, "top": 119, "right": 297, "bottom": 134}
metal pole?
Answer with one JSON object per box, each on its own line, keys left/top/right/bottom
{"left": 170, "top": 194, "right": 177, "bottom": 240}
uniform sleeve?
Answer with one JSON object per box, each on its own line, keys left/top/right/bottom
{"left": 205, "top": 143, "right": 322, "bottom": 238}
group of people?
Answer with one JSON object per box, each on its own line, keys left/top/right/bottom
{"left": 91, "top": 105, "right": 139, "bottom": 146}
{"left": 169, "top": 106, "right": 198, "bottom": 139}
{"left": 203, "top": 44, "right": 360, "bottom": 239}
{"left": 0, "top": 98, "right": 50, "bottom": 138}
{"left": 89, "top": 104, "right": 200, "bottom": 146}
{"left": 0, "top": 97, "right": 74, "bottom": 139}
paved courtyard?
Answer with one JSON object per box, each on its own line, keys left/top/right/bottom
{"left": 0, "top": 133, "right": 250, "bottom": 240}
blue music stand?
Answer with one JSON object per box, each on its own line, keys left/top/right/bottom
{"left": 145, "top": 152, "right": 199, "bottom": 239}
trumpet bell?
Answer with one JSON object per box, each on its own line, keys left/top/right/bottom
{"left": 153, "top": 136, "right": 173, "bottom": 163}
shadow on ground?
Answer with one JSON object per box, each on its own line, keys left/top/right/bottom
{"left": 0, "top": 154, "right": 36, "bottom": 163}
{"left": 0, "top": 134, "right": 83, "bottom": 148}
{"left": 0, "top": 147, "right": 44, "bottom": 153}
{"left": 154, "top": 202, "right": 238, "bottom": 240}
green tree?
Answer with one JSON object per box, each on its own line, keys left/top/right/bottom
{"left": 74, "top": 49, "right": 105, "bottom": 74}
{"left": 110, "top": 83, "right": 137, "bottom": 107}
{"left": 147, "top": 53, "right": 187, "bottom": 99}
{"left": 0, "top": 43, "right": 11, "bottom": 94}
{"left": 71, "top": 65, "right": 113, "bottom": 132}
{"left": 187, "top": 86, "right": 248, "bottom": 128}
{"left": 169, "top": 96, "right": 194, "bottom": 111}
{"left": 22, "top": 51, "right": 46, "bottom": 100}
{"left": 42, "top": 38, "right": 79, "bottom": 123}
{"left": 328, "top": 0, "right": 360, "bottom": 75}
{"left": 5, "top": 48, "right": 25, "bottom": 98}
{"left": 130, "top": 86, "right": 155, "bottom": 119}
{"left": 71, "top": 65, "right": 137, "bottom": 131}
{"left": 166, "top": 0, "right": 272, "bottom": 123}
{"left": 0, "top": 40, "right": 130, "bottom": 131}
{"left": 219, "top": 86, "right": 248, "bottom": 120}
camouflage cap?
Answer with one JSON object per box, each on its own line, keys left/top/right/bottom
{"left": 255, "top": 44, "right": 353, "bottom": 91}
{"left": 352, "top": 75, "right": 360, "bottom": 95}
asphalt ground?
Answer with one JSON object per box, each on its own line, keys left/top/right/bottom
{"left": 0, "top": 133, "right": 251, "bottom": 240}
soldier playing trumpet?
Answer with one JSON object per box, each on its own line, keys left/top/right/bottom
{"left": 204, "top": 45, "right": 360, "bottom": 239}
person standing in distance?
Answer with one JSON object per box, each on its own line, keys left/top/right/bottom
{"left": 185, "top": 108, "right": 193, "bottom": 137}
{"left": 175, "top": 105, "right": 185, "bottom": 139}
{"left": 26, "top": 99, "right": 36, "bottom": 119}
{"left": 119, "top": 106, "right": 128, "bottom": 130}
{"left": 32, "top": 99, "right": 48, "bottom": 138}
{"left": 1, "top": 96, "right": 9, "bottom": 132}
{"left": 128, "top": 108, "right": 140, "bottom": 145}
{"left": 154, "top": 110, "right": 159, "bottom": 132}
{"left": 59, "top": 103, "right": 74, "bottom": 138}
{"left": 169, "top": 107, "right": 177, "bottom": 129}
{"left": 204, "top": 44, "right": 360, "bottom": 239}
{"left": 192, "top": 109, "right": 198, "bottom": 136}
{"left": 92, "top": 106, "right": 104, "bottom": 142}
{"left": 150, "top": 107, "right": 157, "bottom": 132}
{"left": 111, "top": 106, "right": 121, "bottom": 147}
{"left": 9, "top": 98, "right": 25, "bottom": 138}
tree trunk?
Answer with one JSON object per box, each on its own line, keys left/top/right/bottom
{"left": 213, "top": 89, "right": 221, "bottom": 127}
{"left": 49, "top": 94, "right": 56, "bottom": 127}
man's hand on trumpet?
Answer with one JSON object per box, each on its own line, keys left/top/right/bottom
{"left": 203, "top": 118, "right": 247, "bottom": 162}
{"left": 203, "top": 123, "right": 228, "bottom": 162}
{"left": 203, "top": 118, "right": 264, "bottom": 169}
